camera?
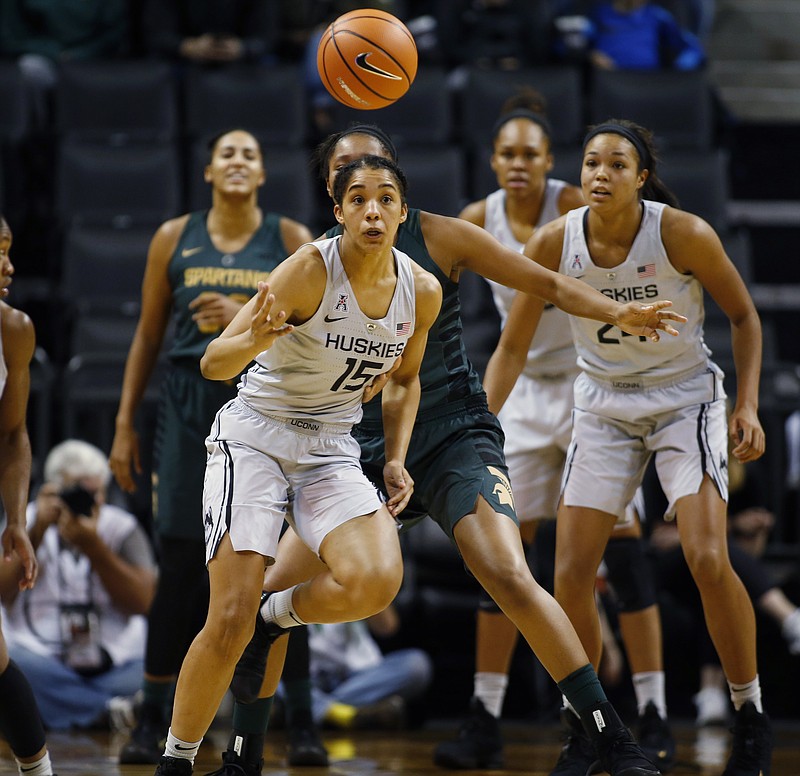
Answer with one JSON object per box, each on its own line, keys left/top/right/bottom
{"left": 59, "top": 484, "right": 97, "bottom": 517}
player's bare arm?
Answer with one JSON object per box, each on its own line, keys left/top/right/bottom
{"left": 662, "top": 207, "right": 764, "bottom": 462}
{"left": 0, "top": 304, "right": 36, "bottom": 588}
{"left": 380, "top": 267, "right": 442, "bottom": 516}
{"left": 421, "top": 211, "right": 684, "bottom": 339}
{"left": 111, "top": 217, "right": 184, "bottom": 493}
{"left": 482, "top": 223, "right": 561, "bottom": 415}
{"left": 201, "top": 245, "right": 325, "bottom": 380}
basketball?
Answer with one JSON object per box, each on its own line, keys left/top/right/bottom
{"left": 317, "top": 8, "right": 418, "bottom": 110}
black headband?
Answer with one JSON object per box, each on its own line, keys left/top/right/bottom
{"left": 583, "top": 123, "right": 651, "bottom": 170}
{"left": 340, "top": 125, "right": 398, "bottom": 162}
{"left": 492, "top": 109, "right": 552, "bottom": 142}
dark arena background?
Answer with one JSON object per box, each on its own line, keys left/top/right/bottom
{"left": 0, "top": 1, "right": 799, "bottom": 774}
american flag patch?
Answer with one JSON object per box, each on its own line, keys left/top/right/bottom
{"left": 637, "top": 263, "right": 656, "bottom": 278}
{"left": 396, "top": 322, "right": 411, "bottom": 336}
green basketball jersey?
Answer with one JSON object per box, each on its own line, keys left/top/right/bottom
{"left": 168, "top": 210, "right": 288, "bottom": 366}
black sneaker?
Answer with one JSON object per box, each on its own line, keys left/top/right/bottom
{"left": 549, "top": 709, "right": 598, "bottom": 776}
{"left": 593, "top": 726, "right": 661, "bottom": 776}
{"left": 721, "top": 701, "right": 772, "bottom": 776}
{"left": 155, "top": 756, "right": 193, "bottom": 776}
{"left": 230, "top": 593, "right": 288, "bottom": 704}
{"left": 287, "top": 719, "right": 329, "bottom": 767}
{"left": 433, "top": 697, "right": 503, "bottom": 770}
{"left": 637, "top": 702, "right": 676, "bottom": 771}
{"left": 119, "top": 719, "right": 166, "bottom": 765}
{"left": 202, "top": 749, "right": 261, "bottom": 776}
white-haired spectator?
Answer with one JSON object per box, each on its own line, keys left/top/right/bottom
{"left": 0, "top": 439, "right": 156, "bottom": 730}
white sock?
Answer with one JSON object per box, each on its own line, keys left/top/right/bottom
{"left": 632, "top": 670, "right": 667, "bottom": 718}
{"left": 17, "top": 751, "right": 52, "bottom": 776}
{"left": 261, "top": 586, "right": 306, "bottom": 629}
{"left": 165, "top": 728, "right": 201, "bottom": 763}
{"left": 474, "top": 672, "right": 508, "bottom": 718}
{"left": 562, "top": 694, "right": 578, "bottom": 718}
{"left": 728, "top": 675, "right": 763, "bottom": 713}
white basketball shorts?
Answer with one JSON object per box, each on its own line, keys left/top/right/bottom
{"left": 203, "top": 398, "right": 383, "bottom": 564}
{"left": 561, "top": 366, "right": 728, "bottom": 520}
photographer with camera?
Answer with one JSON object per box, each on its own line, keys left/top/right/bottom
{"left": 0, "top": 440, "right": 157, "bottom": 731}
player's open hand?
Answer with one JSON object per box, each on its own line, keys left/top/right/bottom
{"left": 250, "top": 282, "right": 293, "bottom": 349}
{"left": 614, "top": 300, "right": 686, "bottom": 341}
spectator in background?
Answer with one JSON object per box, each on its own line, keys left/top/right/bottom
{"left": 301, "top": 603, "right": 433, "bottom": 731}
{"left": 0, "top": 439, "right": 156, "bottom": 731}
{"left": 555, "top": 0, "right": 705, "bottom": 71}
{"left": 0, "top": 0, "right": 129, "bottom": 127}
{"left": 140, "top": 0, "right": 280, "bottom": 65}
{"left": 435, "top": 0, "right": 552, "bottom": 72}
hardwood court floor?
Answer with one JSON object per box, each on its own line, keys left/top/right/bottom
{"left": 1, "top": 720, "right": 798, "bottom": 775}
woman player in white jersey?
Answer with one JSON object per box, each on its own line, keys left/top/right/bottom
{"left": 438, "top": 98, "right": 675, "bottom": 773}
{"left": 0, "top": 215, "right": 56, "bottom": 776}
{"left": 484, "top": 120, "right": 771, "bottom": 776}
{"left": 152, "top": 156, "right": 442, "bottom": 776}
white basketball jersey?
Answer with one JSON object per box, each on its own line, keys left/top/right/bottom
{"left": 483, "top": 182, "right": 577, "bottom": 376}
{"left": 238, "top": 237, "right": 416, "bottom": 427}
{"left": 561, "top": 201, "right": 709, "bottom": 380}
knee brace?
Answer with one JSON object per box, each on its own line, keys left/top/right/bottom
{"left": 603, "top": 537, "right": 657, "bottom": 613}
{"left": 0, "top": 660, "right": 46, "bottom": 758}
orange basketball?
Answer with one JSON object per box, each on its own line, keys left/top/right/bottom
{"left": 317, "top": 8, "right": 418, "bottom": 110}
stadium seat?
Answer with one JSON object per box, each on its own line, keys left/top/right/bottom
{"left": 61, "top": 223, "right": 152, "bottom": 310}
{"left": 55, "top": 140, "right": 182, "bottom": 226}
{"left": 183, "top": 64, "right": 307, "bottom": 147}
{"left": 659, "top": 148, "right": 730, "bottom": 231}
{"left": 0, "top": 62, "right": 29, "bottom": 143}
{"left": 458, "top": 66, "right": 585, "bottom": 150}
{"left": 324, "top": 67, "right": 452, "bottom": 147}
{"left": 54, "top": 60, "right": 178, "bottom": 143}
{"left": 458, "top": 270, "right": 501, "bottom": 378}
{"left": 399, "top": 146, "right": 467, "bottom": 217}
{"left": 588, "top": 69, "right": 714, "bottom": 150}
{"left": 0, "top": 62, "right": 31, "bottom": 221}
